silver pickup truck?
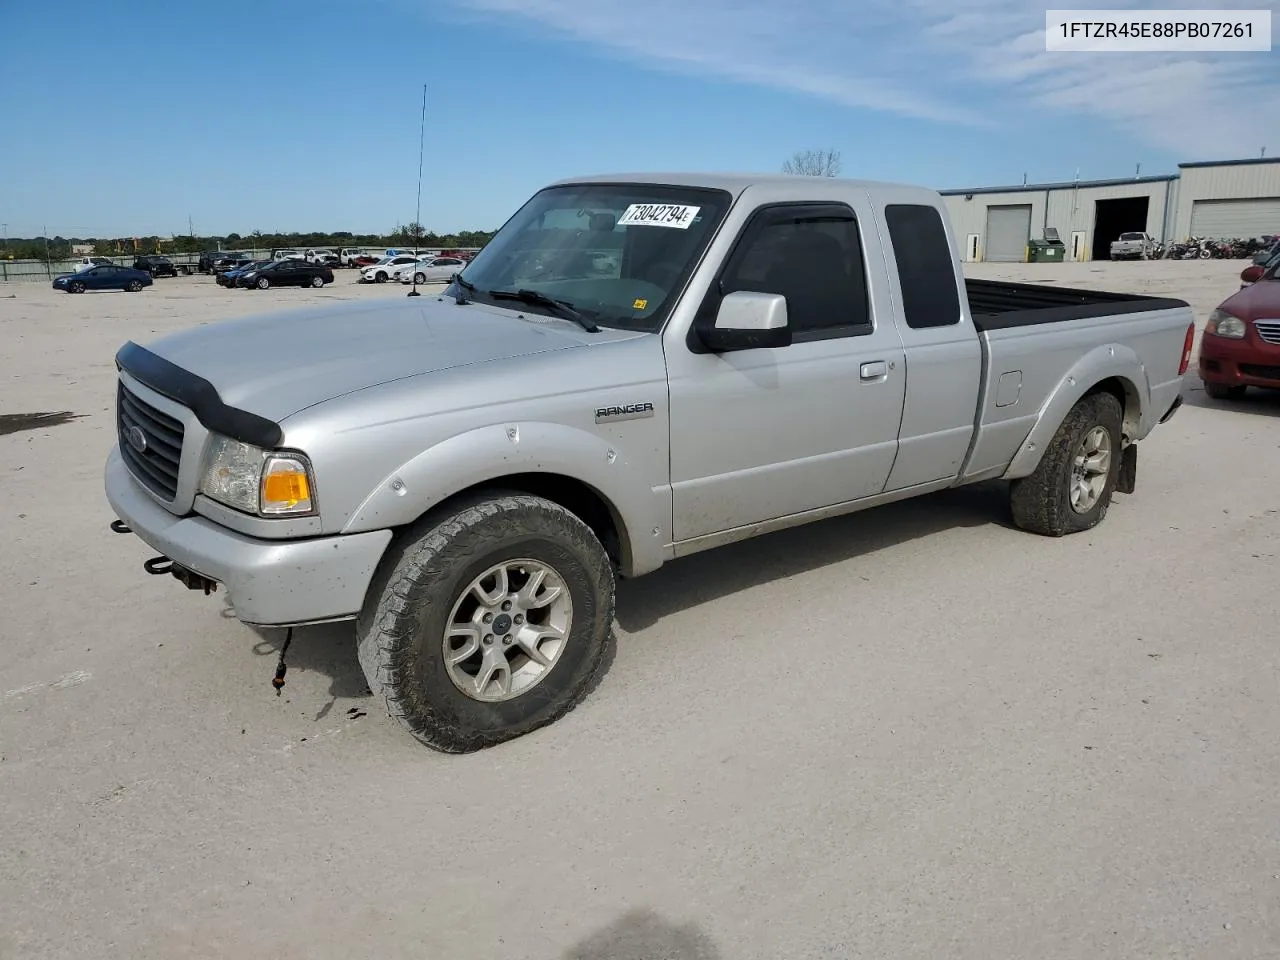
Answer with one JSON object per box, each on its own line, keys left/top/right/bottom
{"left": 105, "top": 173, "right": 1194, "bottom": 752}
{"left": 1110, "top": 232, "right": 1155, "bottom": 260}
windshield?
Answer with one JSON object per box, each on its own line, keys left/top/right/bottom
{"left": 455, "top": 182, "right": 732, "bottom": 332}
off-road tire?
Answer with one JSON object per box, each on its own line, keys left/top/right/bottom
{"left": 1010, "top": 392, "right": 1123, "bottom": 537}
{"left": 356, "top": 494, "right": 615, "bottom": 753}
{"left": 1204, "top": 381, "right": 1246, "bottom": 401}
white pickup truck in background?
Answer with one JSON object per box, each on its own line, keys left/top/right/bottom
{"left": 105, "top": 172, "right": 1194, "bottom": 753}
{"left": 1110, "top": 232, "right": 1156, "bottom": 260}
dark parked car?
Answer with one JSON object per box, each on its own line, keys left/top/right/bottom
{"left": 216, "top": 259, "right": 271, "bottom": 287}
{"left": 200, "top": 251, "right": 251, "bottom": 273}
{"left": 52, "top": 265, "right": 154, "bottom": 293}
{"left": 133, "top": 254, "right": 178, "bottom": 278}
{"left": 236, "top": 259, "right": 334, "bottom": 289}
{"left": 1252, "top": 237, "right": 1280, "bottom": 266}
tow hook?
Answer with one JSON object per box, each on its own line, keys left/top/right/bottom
{"left": 109, "top": 519, "right": 132, "bottom": 534}
{"left": 143, "top": 554, "right": 219, "bottom": 595}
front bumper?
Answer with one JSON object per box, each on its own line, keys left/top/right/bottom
{"left": 1199, "top": 336, "right": 1280, "bottom": 389}
{"left": 105, "top": 448, "right": 392, "bottom": 626}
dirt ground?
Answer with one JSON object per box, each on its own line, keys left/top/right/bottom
{"left": 2, "top": 260, "right": 1278, "bottom": 960}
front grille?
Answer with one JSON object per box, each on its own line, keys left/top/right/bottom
{"left": 1239, "top": 363, "right": 1280, "bottom": 382}
{"left": 1256, "top": 320, "right": 1280, "bottom": 345}
{"left": 118, "top": 382, "right": 184, "bottom": 501}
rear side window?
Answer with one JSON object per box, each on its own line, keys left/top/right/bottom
{"left": 885, "top": 204, "right": 961, "bottom": 329}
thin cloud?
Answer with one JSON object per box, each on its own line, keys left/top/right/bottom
{"left": 456, "top": 0, "right": 1280, "bottom": 157}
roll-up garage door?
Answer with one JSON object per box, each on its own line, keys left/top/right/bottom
{"left": 984, "top": 204, "right": 1032, "bottom": 262}
{"left": 1189, "top": 198, "right": 1280, "bottom": 238}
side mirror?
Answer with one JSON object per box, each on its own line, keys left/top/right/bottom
{"left": 699, "top": 291, "right": 792, "bottom": 352}
{"left": 1240, "top": 265, "right": 1264, "bottom": 285}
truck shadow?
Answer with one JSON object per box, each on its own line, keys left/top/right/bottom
{"left": 562, "top": 908, "right": 721, "bottom": 960}
{"left": 225, "top": 604, "right": 370, "bottom": 711}
{"left": 616, "top": 480, "right": 1012, "bottom": 633}
{"left": 226, "top": 482, "right": 1012, "bottom": 705}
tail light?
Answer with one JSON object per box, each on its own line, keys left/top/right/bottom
{"left": 1179, "top": 322, "right": 1195, "bottom": 375}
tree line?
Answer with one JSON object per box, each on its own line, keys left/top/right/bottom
{"left": 0, "top": 220, "right": 497, "bottom": 262}
{"left": 4, "top": 156, "right": 839, "bottom": 263}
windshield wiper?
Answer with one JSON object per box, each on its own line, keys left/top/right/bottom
{"left": 488, "top": 288, "right": 599, "bottom": 332}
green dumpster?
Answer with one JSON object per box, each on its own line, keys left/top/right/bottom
{"left": 1027, "top": 238, "right": 1065, "bottom": 263}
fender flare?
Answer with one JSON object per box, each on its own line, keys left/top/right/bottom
{"left": 1002, "top": 343, "right": 1149, "bottom": 480}
{"left": 341, "top": 421, "right": 668, "bottom": 576}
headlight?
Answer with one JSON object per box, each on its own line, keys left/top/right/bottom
{"left": 1206, "top": 309, "right": 1246, "bottom": 339}
{"left": 199, "top": 434, "right": 316, "bottom": 517}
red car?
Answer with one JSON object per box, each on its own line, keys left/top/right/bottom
{"left": 1199, "top": 255, "right": 1280, "bottom": 400}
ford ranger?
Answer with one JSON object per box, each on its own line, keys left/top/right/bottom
{"left": 1109, "top": 232, "right": 1155, "bottom": 260}
{"left": 104, "top": 173, "right": 1194, "bottom": 753}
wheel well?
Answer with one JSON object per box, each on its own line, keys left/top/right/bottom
{"left": 1085, "top": 376, "right": 1140, "bottom": 442}
{"left": 402, "top": 473, "right": 629, "bottom": 574}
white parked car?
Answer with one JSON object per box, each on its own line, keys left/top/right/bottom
{"left": 304, "top": 248, "right": 338, "bottom": 264}
{"left": 272, "top": 249, "right": 306, "bottom": 261}
{"left": 396, "top": 256, "right": 468, "bottom": 284}
{"left": 339, "top": 248, "right": 366, "bottom": 267}
{"left": 360, "top": 254, "right": 423, "bottom": 283}
{"left": 73, "top": 256, "right": 113, "bottom": 273}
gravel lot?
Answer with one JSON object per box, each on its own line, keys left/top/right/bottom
{"left": 2, "top": 260, "right": 1278, "bottom": 960}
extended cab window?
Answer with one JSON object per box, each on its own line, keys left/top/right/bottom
{"left": 712, "top": 203, "right": 871, "bottom": 339}
{"left": 884, "top": 204, "right": 961, "bottom": 328}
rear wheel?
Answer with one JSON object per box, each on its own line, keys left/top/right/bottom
{"left": 126, "top": 280, "right": 143, "bottom": 292}
{"left": 1010, "top": 392, "right": 1124, "bottom": 537}
{"left": 310, "top": 275, "right": 324, "bottom": 288}
{"left": 357, "top": 494, "right": 615, "bottom": 753}
{"left": 1204, "top": 382, "right": 1247, "bottom": 401}
{"left": 256, "top": 277, "right": 270, "bottom": 290}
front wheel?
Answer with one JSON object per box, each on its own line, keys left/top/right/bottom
{"left": 310, "top": 275, "right": 325, "bottom": 288}
{"left": 1010, "top": 392, "right": 1124, "bottom": 537}
{"left": 126, "top": 280, "right": 143, "bottom": 292}
{"left": 413, "top": 272, "right": 426, "bottom": 285}
{"left": 375, "top": 271, "right": 387, "bottom": 283}
{"left": 256, "top": 277, "right": 270, "bottom": 290}
{"left": 1204, "top": 382, "right": 1247, "bottom": 401}
{"left": 69, "top": 280, "right": 85, "bottom": 294}
{"left": 356, "top": 494, "right": 615, "bottom": 753}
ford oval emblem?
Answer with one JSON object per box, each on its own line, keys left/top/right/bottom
{"left": 126, "top": 425, "right": 148, "bottom": 454}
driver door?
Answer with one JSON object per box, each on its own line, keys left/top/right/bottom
{"left": 666, "top": 199, "right": 907, "bottom": 543}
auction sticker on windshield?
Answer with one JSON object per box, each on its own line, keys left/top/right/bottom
{"left": 617, "top": 204, "right": 701, "bottom": 229}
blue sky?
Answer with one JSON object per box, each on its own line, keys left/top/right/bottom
{"left": 1, "top": 0, "right": 1276, "bottom": 238}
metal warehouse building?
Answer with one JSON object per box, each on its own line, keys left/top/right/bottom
{"left": 941, "top": 156, "right": 1280, "bottom": 262}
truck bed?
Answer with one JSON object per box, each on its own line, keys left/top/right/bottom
{"left": 966, "top": 278, "right": 1187, "bottom": 332}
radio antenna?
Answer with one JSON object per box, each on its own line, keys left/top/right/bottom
{"left": 408, "top": 83, "right": 427, "bottom": 298}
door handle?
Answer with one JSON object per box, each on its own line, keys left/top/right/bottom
{"left": 859, "top": 361, "right": 888, "bottom": 380}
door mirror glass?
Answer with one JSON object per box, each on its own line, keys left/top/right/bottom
{"left": 1240, "top": 265, "right": 1264, "bottom": 284}
{"left": 700, "top": 291, "right": 792, "bottom": 351}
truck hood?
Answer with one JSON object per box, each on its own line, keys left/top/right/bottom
{"left": 135, "top": 297, "right": 608, "bottom": 423}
